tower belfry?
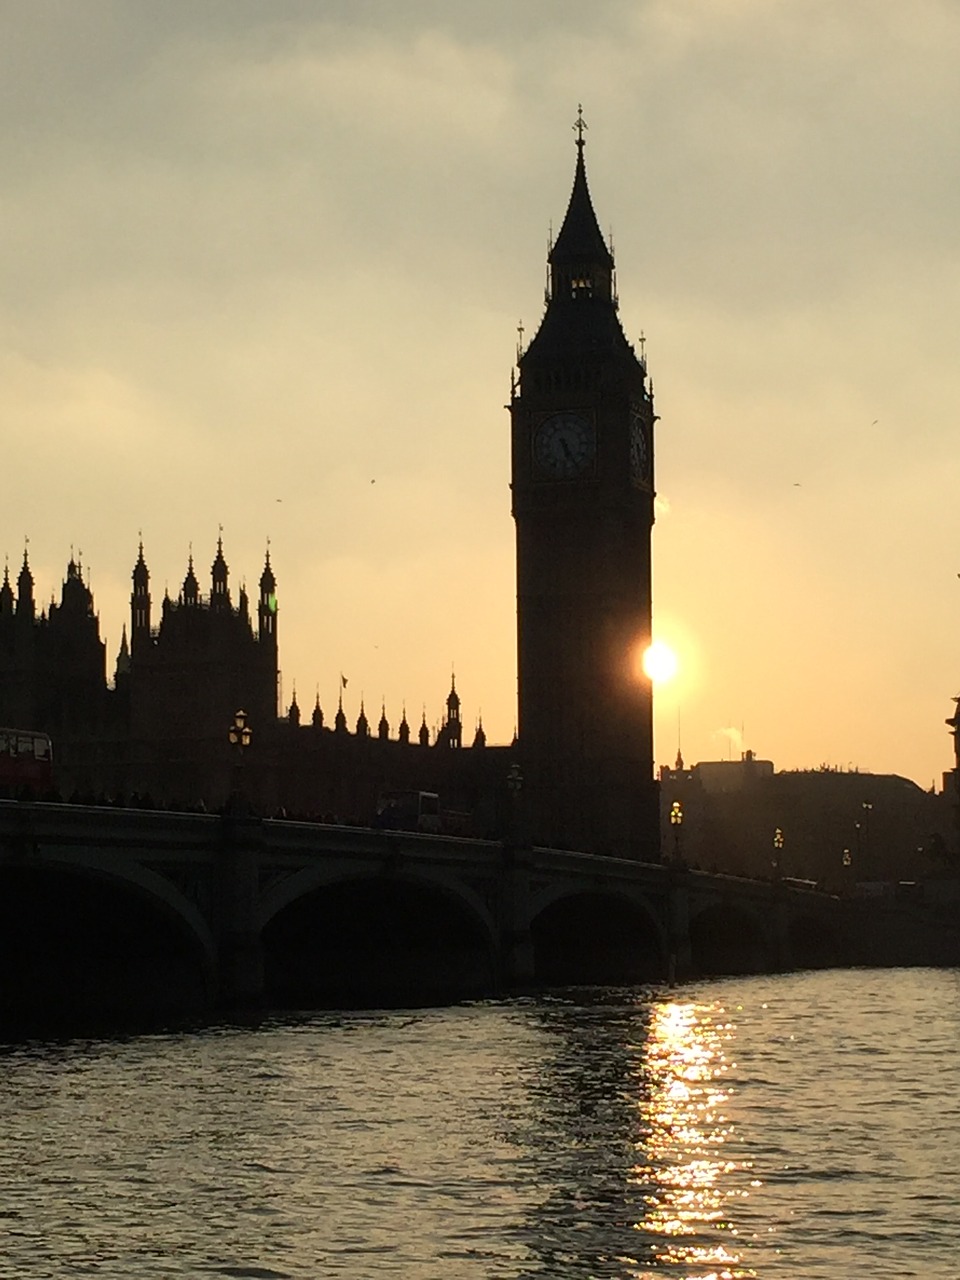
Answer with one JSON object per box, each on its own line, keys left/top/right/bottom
{"left": 510, "top": 114, "right": 659, "bottom": 859}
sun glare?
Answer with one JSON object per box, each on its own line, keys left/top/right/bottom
{"left": 643, "top": 640, "right": 679, "bottom": 685}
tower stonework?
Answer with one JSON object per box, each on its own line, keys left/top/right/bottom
{"left": 511, "top": 123, "right": 659, "bottom": 859}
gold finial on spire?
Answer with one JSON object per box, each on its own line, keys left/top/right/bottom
{"left": 573, "top": 103, "right": 587, "bottom": 147}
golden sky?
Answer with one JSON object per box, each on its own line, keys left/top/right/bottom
{"left": 3, "top": 1, "right": 959, "bottom": 787}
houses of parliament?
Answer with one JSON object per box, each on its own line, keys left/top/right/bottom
{"left": 0, "top": 539, "right": 507, "bottom": 829}
{"left": 0, "top": 122, "right": 661, "bottom": 859}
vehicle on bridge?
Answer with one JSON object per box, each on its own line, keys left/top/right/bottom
{"left": 0, "top": 728, "right": 54, "bottom": 798}
{"left": 373, "top": 789, "right": 443, "bottom": 834}
{"left": 780, "top": 876, "right": 821, "bottom": 892}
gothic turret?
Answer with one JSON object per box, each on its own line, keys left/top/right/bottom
{"left": 211, "top": 535, "right": 230, "bottom": 611}
{"left": 258, "top": 546, "right": 277, "bottom": 644}
{"left": 182, "top": 554, "right": 199, "bottom": 607}
{"left": 16, "top": 549, "right": 34, "bottom": 622}
{"left": 441, "top": 673, "right": 462, "bottom": 748}
{"left": 0, "top": 562, "right": 13, "bottom": 619}
{"left": 61, "top": 557, "right": 94, "bottom": 616}
{"left": 115, "top": 625, "right": 131, "bottom": 680}
{"left": 356, "top": 699, "right": 369, "bottom": 738}
{"left": 378, "top": 701, "right": 390, "bottom": 741}
{"left": 312, "top": 691, "right": 323, "bottom": 729}
{"left": 131, "top": 541, "right": 151, "bottom": 649}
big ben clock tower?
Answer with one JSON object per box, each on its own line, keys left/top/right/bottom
{"left": 511, "top": 112, "right": 659, "bottom": 860}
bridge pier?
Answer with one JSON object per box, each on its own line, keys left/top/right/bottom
{"left": 772, "top": 891, "right": 794, "bottom": 972}
{"left": 668, "top": 870, "right": 694, "bottom": 982}
{"left": 216, "top": 813, "right": 265, "bottom": 1007}
{"left": 497, "top": 844, "right": 536, "bottom": 988}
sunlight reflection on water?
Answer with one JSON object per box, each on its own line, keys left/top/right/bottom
{"left": 1, "top": 969, "right": 959, "bottom": 1278}
{"left": 632, "top": 999, "right": 752, "bottom": 1279}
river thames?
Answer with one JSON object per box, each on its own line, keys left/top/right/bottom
{"left": 2, "top": 966, "right": 958, "bottom": 1278}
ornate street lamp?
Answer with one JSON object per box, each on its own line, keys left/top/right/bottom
{"left": 227, "top": 710, "right": 252, "bottom": 814}
{"left": 228, "top": 709, "right": 252, "bottom": 752}
{"left": 860, "top": 800, "right": 873, "bottom": 876}
{"left": 841, "top": 845, "right": 853, "bottom": 895}
{"left": 772, "top": 827, "right": 784, "bottom": 879}
{"left": 670, "top": 799, "right": 684, "bottom": 865}
{"left": 505, "top": 762, "right": 523, "bottom": 848}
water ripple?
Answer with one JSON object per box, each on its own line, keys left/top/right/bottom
{"left": 1, "top": 970, "right": 959, "bottom": 1276}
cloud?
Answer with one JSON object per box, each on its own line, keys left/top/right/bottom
{"left": 2, "top": 1, "right": 960, "bottom": 780}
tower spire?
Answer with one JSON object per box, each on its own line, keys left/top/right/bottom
{"left": 548, "top": 106, "right": 614, "bottom": 294}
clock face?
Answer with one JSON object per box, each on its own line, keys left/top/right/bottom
{"left": 629, "top": 411, "right": 649, "bottom": 484}
{"left": 533, "top": 412, "right": 596, "bottom": 480}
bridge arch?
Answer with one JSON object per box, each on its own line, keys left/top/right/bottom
{"left": 527, "top": 883, "right": 669, "bottom": 985}
{"left": 688, "top": 896, "right": 774, "bottom": 975}
{"left": 785, "top": 907, "right": 843, "bottom": 970}
{"left": 0, "top": 855, "right": 218, "bottom": 1026}
{"left": 261, "top": 866, "right": 499, "bottom": 1007}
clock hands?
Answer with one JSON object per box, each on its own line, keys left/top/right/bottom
{"left": 534, "top": 412, "right": 594, "bottom": 478}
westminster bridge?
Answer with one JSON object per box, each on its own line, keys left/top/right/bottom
{"left": 1, "top": 800, "right": 957, "bottom": 1024}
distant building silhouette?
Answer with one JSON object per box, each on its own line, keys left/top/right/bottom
{"left": 658, "top": 750, "right": 951, "bottom": 888}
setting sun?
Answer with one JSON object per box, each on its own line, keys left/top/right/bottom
{"left": 643, "top": 640, "right": 679, "bottom": 686}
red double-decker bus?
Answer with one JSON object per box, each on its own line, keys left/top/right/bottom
{"left": 0, "top": 728, "right": 54, "bottom": 797}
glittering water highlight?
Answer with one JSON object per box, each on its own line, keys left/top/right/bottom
{"left": 2, "top": 967, "right": 959, "bottom": 1278}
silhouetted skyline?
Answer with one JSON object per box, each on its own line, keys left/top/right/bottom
{"left": 3, "top": 4, "right": 959, "bottom": 786}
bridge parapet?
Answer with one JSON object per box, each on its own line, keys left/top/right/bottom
{"left": 0, "top": 799, "right": 220, "bottom": 862}
{"left": 1, "top": 801, "right": 957, "bottom": 1019}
